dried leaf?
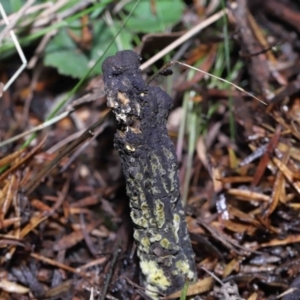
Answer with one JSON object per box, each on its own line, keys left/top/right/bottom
{"left": 223, "top": 258, "right": 240, "bottom": 278}
{"left": 54, "top": 222, "right": 98, "bottom": 251}
{"left": 165, "top": 277, "right": 214, "bottom": 299}
{"left": 258, "top": 235, "right": 300, "bottom": 249}
{"left": 273, "top": 157, "right": 300, "bottom": 195}
{"left": 0, "top": 279, "right": 29, "bottom": 294}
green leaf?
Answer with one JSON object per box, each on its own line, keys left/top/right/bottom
{"left": 44, "top": 28, "right": 89, "bottom": 78}
{"left": 89, "top": 20, "right": 132, "bottom": 76}
{"left": 10, "top": 0, "right": 22, "bottom": 13}
{"left": 44, "top": 50, "right": 89, "bottom": 79}
{"left": 43, "top": 16, "right": 133, "bottom": 79}
{"left": 124, "top": 0, "right": 185, "bottom": 33}
{"left": 89, "top": 20, "right": 121, "bottom": 76}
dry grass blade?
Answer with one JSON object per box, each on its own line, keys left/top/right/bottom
{"left": 175, "top": 61, "right": 266, "bottom": 105}
{"left": 0, "top": 4, "right": 27, "bottom": 92}
{"left": 223, "top": 220, "right": 256, "bottom": 234}
{"left": 0, "top": 218, "right": 21, "bottom": 230}
{"left": 198, "top": 219, "right": 254, "bottom": 255}
{"left": 228, "top": 206, "right": 260, "bottom": 226}
{"left": 0, "top": 213, "right": 47, "bottom": 264}
{"left": 0, "top": 0, "right": 35, "bottom": 43}
{"left": 227, "top": 188, "right": 270, "bottom": 202}
{"left": 263, "top": 152, "right": 288, "bottom": 217}
{"left": 140, "top": 9, "right": 227, "bottom": 70}
{"left": 30, "top": 253, "right": 85, "bottom": 276}
{"left": 273, "top": 157, "right": 300, "bottom": 195}
{"left": 24, "top": 108, "right": 110, "bottom": 195}
{"left": 0, "top": 82, "right": 3, "bottom": 97}
{"left": 0, "top": 174, "right": 17, "bottom": 217}
{"left": 53, "top": 221, "right": 100, "bottom": 252}
{"left": 0, "top": 135, "right": 47, "bottom": 183}
{"left": 251, "top": 126, "right": 281, "bottom": 186}
{"left": 43, "top": 280, "right": 73, "bottom": 299}
{"left": 0, "top": 110, "right": 71, "bottom": 148}
{"left": 257, "top": 235, "right": 300, "bottom": 249}
{"left": 0, "top": 148, "right": 26, "bottom": 168}
{"left": 19, "top": 214, "right": 48, "bottom": 239}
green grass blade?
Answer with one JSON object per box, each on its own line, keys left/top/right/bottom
{"left": 221, "top": 0, "right": 235, "bottom": 141}
{"left": 0, "top": 0, "right": 114, "bottom": 54}
{"left": 180, "top": 281, "right": 189, "bottom": 300}
{"left": 22, "top": 0, "right": 141, "bottom": 148}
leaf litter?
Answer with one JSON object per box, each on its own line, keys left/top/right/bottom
{"left": 2, "top": 0, "right": 300, "bottom": 299}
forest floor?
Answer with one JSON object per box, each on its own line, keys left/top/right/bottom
{"left": 1, "top": 0, "right": 300, "bottom": 299}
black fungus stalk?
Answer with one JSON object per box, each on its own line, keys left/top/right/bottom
{"left": 102, "top": 50, "right": 197, "bottom": 299}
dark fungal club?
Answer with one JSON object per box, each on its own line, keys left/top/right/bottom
{"left": 102, "top": 50, "right": 197, "bottom": 299}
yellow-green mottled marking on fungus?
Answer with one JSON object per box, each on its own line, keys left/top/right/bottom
{"left": 154, "top": 200, "right": 165, "bottom": 228}
{"left": 160, "top": 238, "right": 170, "bottom": 249}
{"left": 102, "top": 50, "right": 197, "bottom": 299}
